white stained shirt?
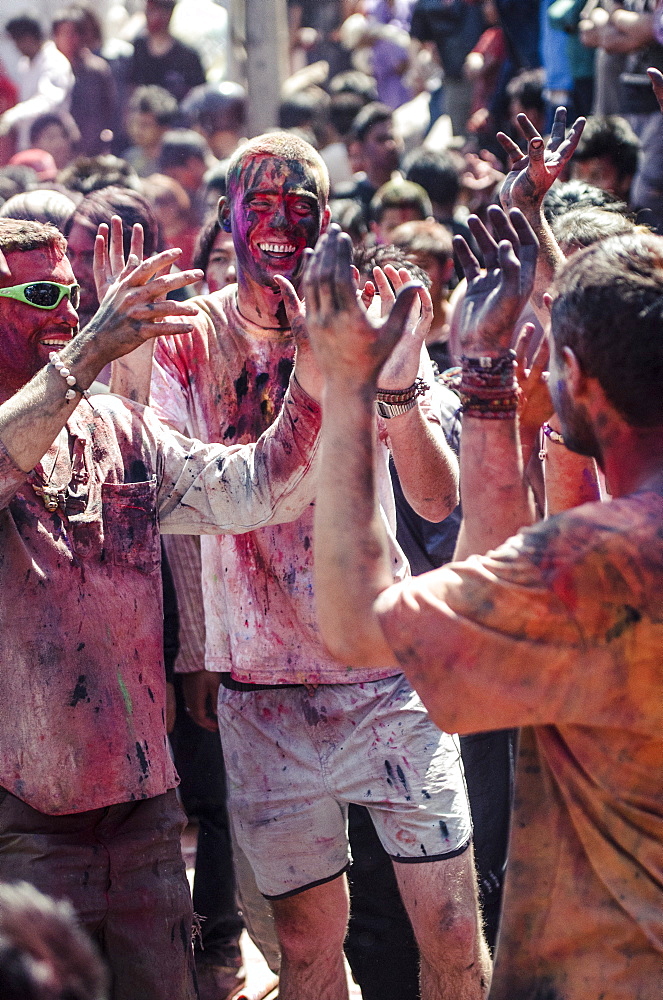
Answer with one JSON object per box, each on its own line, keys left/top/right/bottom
{"left": 2, "top": 40, "right": 74, "bottom": 149}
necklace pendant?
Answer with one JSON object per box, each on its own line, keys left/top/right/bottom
{"left": 33, "top": 484, "right": 64, "bottom": 512}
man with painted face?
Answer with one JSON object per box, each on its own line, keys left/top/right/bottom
{"left": 0, "top": 216, "right": 325, "bottom": 1000}
{"left": 130, "top": 131, "right": 491, "bottom": 1000}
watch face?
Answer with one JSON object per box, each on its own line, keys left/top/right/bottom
{"left": 376, "top": 398, "right": 417, "bottom": 419}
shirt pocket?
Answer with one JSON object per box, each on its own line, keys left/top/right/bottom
{"left": 101, "top": 479, "right": 160, "bottom": 575}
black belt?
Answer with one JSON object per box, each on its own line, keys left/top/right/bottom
{"left": 220, "top": 673, "right": 302, "bottom": 692}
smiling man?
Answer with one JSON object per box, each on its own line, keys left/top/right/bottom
{"left": 0, "top": 217, "right": 325, "bottom": 1000}
{"left": 131, "top": 131, "right": 491, "bottom": 1000}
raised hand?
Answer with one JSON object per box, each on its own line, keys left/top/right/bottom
{"left": 514, "top": 323, "right": 553, "bottom": 435}
{"left": 498, "top": 107, "right": 585, "bottom": 217}
{"left": 454, "top": 206, "right": 539, "bottom": 357}
{"left": 303, "top": 225, "right": 421, "bottom": 386}
{"left": 93, "top": 215, "right": 144, "bottom": 304}
{"left": 370, "top": 264, "right": 433, "bottom": 390}
{"left": 85, "top": 223, "right": 203, "bottom": 366}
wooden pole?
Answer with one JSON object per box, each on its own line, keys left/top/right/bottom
{"left": 244, "top": 0, "right": 289, "bottom": 136}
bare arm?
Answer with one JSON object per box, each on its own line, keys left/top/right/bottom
{"left": 452, "top": 208, "right": 539, "bottom": 560}
{"left": 497, "top": 108, "right": 585, "bottom": 323}
{"left": 307, "top": 227, "right": 420, "bottom": 667}
{"left": 309, "top": 211, "right": 537, "bottom": 666}
{"left": 372, "top": 267, "right": 459, "bottom": 520}
{"left": 0, "top": 241, "right": 201, "bottom": 473}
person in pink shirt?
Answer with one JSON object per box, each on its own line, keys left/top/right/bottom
{"left": 0, "top": 217, "right": 323, "bottom": 1000}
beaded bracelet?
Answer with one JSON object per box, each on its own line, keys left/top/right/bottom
{"left": 375, "top": 376, "right": 430, "bottom": 405}
{"left": 460, "top": 351, "right": 519, "bottom": 419}
{"left": 49, "top": 352, "right": 90, "bottom": 402}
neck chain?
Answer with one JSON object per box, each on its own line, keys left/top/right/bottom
{"left": 32, "top": 436, "right": 66, "bottom": 512}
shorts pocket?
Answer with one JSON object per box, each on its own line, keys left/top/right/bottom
{"left": 102, "top": 479, "right": 160, "bottom": 574}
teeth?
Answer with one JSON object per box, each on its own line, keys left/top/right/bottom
{"left": 41, "top": 339, "right": 71, "bottom": 347}
{"left": 258, "top": 243, "right": 297, "bottom": 254}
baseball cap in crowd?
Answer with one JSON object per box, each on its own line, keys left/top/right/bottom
{"left": 8, "top": 149, "right": 58, "bottom": 181}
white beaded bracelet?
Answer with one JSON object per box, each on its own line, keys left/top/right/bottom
{"left": 49, "top": 352, "right": 90, "bottom": 402}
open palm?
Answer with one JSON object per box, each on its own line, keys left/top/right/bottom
{"left": 498, "top": 107, "right": 585, "bottom": 215}
{"left": 455, "top": 207, "right": 539, "bottom": 356}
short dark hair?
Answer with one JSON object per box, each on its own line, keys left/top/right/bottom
{"left": 353, "top": 243, "right": 431, "bottom": 289}
{"left": 158, "top": 130, "right": 209, "bottom": 170}
{"left": 543, "top": 179, "right": 627, "bottom": 223}
{"left": 30, "top": 111, "right": 80, "bottom": 148}
{"left": 5, "top": 16, "right": 43, "bottom": 42}
{"left": 403, "top": 148, "right": 460, "bottom": 212}
{"left": 226, "top": 132, "right": 329, "bottom": 207}
{"left": 128, "top": 86, "right": 179, "bottom": 128}
{"left": 65, "top": 185, "right": 158, "bottom": 257}
{"left": 390, "top": 217, "right": 454, "bottom": 267}
{"left": 0, "top": 189, "right": 76, "bottom": 229}
{"left": 552, "top": 231, "right": 663, "bottom": 426}
{"left": 351, "top": 102, "right": 393, "bottom": 144}
{"left": 572, "top": 115, "right": 640, "bottom": 182}
{"left": 52, "top": 6, "right": 88, "bottom": 35}
{"left": 181, "top": 82, "right": 246, "bottom": 135}
{"left": 328, "top": 197, "right": 368, "bottom": 242}
{"left": 0, "top": 217, "right": 66, "bottom": 256}
{"left": 58, "top": 155, "right": 141, "bottom": 195}
{"left": 327, "top": 92, "right": 365, "bottom": 138}
{"left": 506, "top": 69, "right": 545, "bottom": 115}
{"left": 328, "top": 71, "right": 378, "bottom": 103}
{"left": 369, "top": 179, "right": 432, "bottom": 224}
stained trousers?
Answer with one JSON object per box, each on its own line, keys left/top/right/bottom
{"left": 0, "top": 787, "right": 197, "bottom": 1000}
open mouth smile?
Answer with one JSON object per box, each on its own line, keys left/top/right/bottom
{"left": 257, "top": 242, "right": 298, "bottom": 257}
{"left": 40, "top": 335, "right": 73, "bottom": 348}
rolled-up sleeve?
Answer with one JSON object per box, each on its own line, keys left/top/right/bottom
{"left": 157, "top": 376, "right": 321, "bottom": 534}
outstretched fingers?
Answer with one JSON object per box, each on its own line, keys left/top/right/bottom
{"left": 123, "top": 247, "right": 185, "bottom": 287}
{"left": 555, "top": 116, "right": 586, "bottom": 167}
{"left": 468, "top": 214, "right": 499, "bottom": 269}
{"left": 382, "top": 283, "right": 422, "bottom": 354}
{"left": 108, "top": 215, "right": 127, "bottom": 276}
{"left": 548, "top": 106, "right": 568, "bottom": 152}
{"left": 497, "top": 239, "right": 521, "bottom": 301}
{"left": 488, "top": 204, "right": 521, "bottom": 256}
{"left": 453, "top": 234, "right": 481, "bottom": 282}
{"left": 93, "top": 224, "right": 110, "bottom": 291}
{"left": 496, "top": 130, "right": 526, "bottom": 167}
{"left": 129, "top": 222, "right": 144, "bottom": 264}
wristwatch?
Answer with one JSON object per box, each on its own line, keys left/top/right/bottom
{"left": 375, "top": 397, "right": 418, "bottom": 419}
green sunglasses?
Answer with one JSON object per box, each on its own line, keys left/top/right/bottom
{"left": 0, "top": 281, "right": 80, "bottom": 310}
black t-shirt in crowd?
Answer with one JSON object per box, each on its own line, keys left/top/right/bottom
{"left": 128, "top": 34, "right": 206, "bottom": 102}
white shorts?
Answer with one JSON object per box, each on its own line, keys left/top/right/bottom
{"left": 217, "top": 674, "right": 472, "bottom": 898}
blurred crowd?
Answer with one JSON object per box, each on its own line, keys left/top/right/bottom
{"left": 0, "top": 0, "right": 661, "bottom": 311}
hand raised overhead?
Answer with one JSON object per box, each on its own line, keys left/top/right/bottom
{"left": 302, "top": 225, "right": 421, "bottom": 386}
{"left": 454, "top": 206, "right": 539, "bottom": 356}
{"left": 498, "top": 107, "right": 585, "bottom": 216}
{"left": 86, "top": 217, "right": 203, "bottom": 365}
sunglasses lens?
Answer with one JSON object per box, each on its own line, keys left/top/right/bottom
{"left": 24, "top": 283, "right": 60, "bottom": 307}
{"left": 70, "top": 285, "right": 80, "bottom": 309}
